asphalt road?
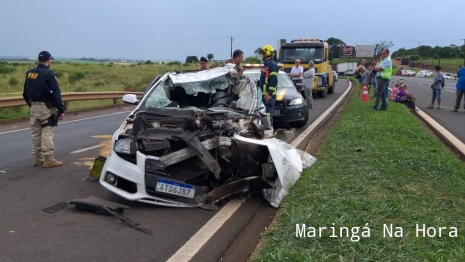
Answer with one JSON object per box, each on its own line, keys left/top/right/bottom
{"left": 390, "top": 76, "right": 465, "bottom": 143}
{"left": 0, "top": 80, "right": 348, "bottom": 262}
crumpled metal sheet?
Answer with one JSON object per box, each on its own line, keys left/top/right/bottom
{"left": 169, "top": 67, "right": 232, "bottom": 84}
{"left": 233, "top": 134, "right": 317, "bottom": 208}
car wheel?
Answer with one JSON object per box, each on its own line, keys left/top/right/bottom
{"left": 290, "top": 105, "right": 309, "bottom": 128}
{"left": 319, "top": 87, "right": 327, "bottom": 98}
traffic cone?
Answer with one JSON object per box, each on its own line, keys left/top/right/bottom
{"left": 362, "top": 85, "right": 369, "bottom": 102}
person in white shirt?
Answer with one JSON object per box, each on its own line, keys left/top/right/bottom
{"left": 290, "top": 59, "right": 304, "bottom": 85}
{"left": 302, "top": 60, "right": 315, "bottom": 109}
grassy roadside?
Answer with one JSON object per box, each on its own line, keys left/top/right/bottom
{"left": 0, "top": 62, "right": 202, "bottom": 120}
{"left": 252, "top": 78, "right": 465, "bottom": 261}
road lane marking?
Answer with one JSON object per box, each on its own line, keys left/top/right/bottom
{"left": 291, "top": 81, "right": 352, "bottom": 148}
{"left": 71, "top": 145, "right": 101, "bottom": 154}
{"left": 166, "top": 200, "right": 243, "bottom": 262}
{"left": 167, "top": 81, "right": 352, "bottom": 260}
{"left": 0, "top": 111, "right": 132, "bottom": 136}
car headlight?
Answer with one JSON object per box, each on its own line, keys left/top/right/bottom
{"left": 289, "top": 98, "right": 303, "bottom": 105}
{"left": 114, "top": 138, "right": 136, "bottom": 155}
{"left": 317, "top": 78, "right": 322, "bottom": 86}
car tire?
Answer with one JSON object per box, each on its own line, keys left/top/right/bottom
{"left": 328, "top": 85, "right": 334, "bottom": 94}
{"left": 320, "top": 89, "right": 327, "bottom": 98}
{"left": 290, "top": 105, "right": 309, "bottom": 128}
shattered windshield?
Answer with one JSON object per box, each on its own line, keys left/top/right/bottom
{"left": 280, "top": 47, "right": 324, "bottom": 63}
{"left": 140, "top": 72, "right": 231, "bottom": 110}
{"left": 244, "top": 71, "right": 295, "bottom": 89}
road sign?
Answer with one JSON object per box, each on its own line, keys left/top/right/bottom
{"left": 356, "top": 45, "right": 374, "bottom": 58}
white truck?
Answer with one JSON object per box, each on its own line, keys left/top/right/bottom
{"left": 337, "top": 62, "right": 357, "bottom": 75}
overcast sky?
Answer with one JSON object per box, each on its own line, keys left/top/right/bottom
{"left": 1, "top": 0, "right": 463, "bottom": 61}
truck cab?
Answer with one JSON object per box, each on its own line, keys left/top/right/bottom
{"left": 278, "top": 38, "right": 335, "bottom": 98}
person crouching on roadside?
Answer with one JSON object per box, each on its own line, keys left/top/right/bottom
{"left": 390, "top": 81, "right": 404, "bottom": 102}
{"left": 395, "top": 84, "right": 417, "bottom": 112}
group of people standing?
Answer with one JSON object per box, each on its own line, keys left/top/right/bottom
{"left": 290, "top": 59, "right": 315, "bottom": 109}
{"left": 354, "top": 48, "right": 393, "bottom": 111}
{"left": 353, "top": 51, "right": 465, "bottom": 113}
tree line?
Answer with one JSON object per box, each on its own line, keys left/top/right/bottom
{"left": 325, "top": 37, "right": 465, "bottom": 62}
{"left": 392, "top": 45, "right": 465, "bottom": 61}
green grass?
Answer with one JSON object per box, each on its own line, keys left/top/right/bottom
{"left": 252, "top": 78, "right": 465, "bottom": 261}
{"left": 0, "top": 62, "right": 200, "bottom": 119}
{"left": 0, "top": 62, "right": 199, "bottom": 95}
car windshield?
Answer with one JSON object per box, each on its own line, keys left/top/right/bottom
{"left": 243, "top": 71, "right": 295, "bottom": 89}
{"left": 279, "top": 47, "right": 324, "bottom": 63}
{"left": 140, "top": 71, "right": 231, "bottom": 110}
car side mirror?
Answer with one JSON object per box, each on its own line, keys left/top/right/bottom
{"left": 122, "top": 94, "right": 139, "bottom": 105}
{"left": 329, "top": 51, "right": 333, "bottom": 61}
{"left": 295, "top": 83, "right": 304, "bottom": 88}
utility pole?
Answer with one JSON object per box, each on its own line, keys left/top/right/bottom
{"left": 230, "top": 37, "right": 234, "bottom": 58}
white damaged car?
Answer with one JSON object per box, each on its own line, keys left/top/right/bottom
{"left": 91, "top": 67, "right": 316, "bottom": 210}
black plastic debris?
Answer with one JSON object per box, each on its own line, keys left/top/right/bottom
{"left": 43, "top": 196, "right": 153, "bottom": 235}
{"left": 42, "top": 202, "right": 68, "bottom": 213}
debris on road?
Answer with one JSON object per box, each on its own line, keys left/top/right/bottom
{"left": 42, "top": 196, "right": 153, "bottom": 235}
{"left": 92, "top": 68, "right": 317, "bottom": 210}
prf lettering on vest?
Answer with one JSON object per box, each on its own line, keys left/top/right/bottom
{"left": 27, "top": 72, "right": 39, "bottom": 79}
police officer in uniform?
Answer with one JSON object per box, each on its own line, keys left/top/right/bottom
{"left": 258, "top": 45, "right": 279, "bottom": 128}
{"left": 23, "top": 51, "right": 65, "bottom": 168}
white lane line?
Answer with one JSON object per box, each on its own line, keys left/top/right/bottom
{"left": 444, "top": 89, "right": 455, "bottom": 92}
{"left": 0, "top": 110, "right": 132, "bottom": 136}
{"left": 166, "top": 200, "right": 243, "bottom": 262}
{"left": 291, "top": 81, "right": 352, "bottom": 148}
{"left": 70, "top": 145, "right": 101, "bottom": 154}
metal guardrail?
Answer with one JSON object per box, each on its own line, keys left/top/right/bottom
{"left": 0, "top": 91, "right": 144, "bottom": 108}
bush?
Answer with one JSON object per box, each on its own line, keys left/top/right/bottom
{"left": 68, "top": 74, "right": 78, "bottom": 83}
{"left": 54, "top": 71, "right": 64, "bottom": 78}
{"left": 8, "top": 77, "right": 19, "bottom": 87}
{"left": 75, "top": 72, "right": 85, "bottom": 80}
{"left": 0, "top": 65, "right": 16, "bottom": 74}
{"left": 167, "top": 61, "right": 181, "bottom": 66}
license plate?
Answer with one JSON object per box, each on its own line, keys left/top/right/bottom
{"left": 155, "top": 178, "right": 195, "bottom": 198}
{"left": 274, "top": 110, "right": 280, "bottom": 116}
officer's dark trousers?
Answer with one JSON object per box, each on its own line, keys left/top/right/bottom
{"left": 263, "top": 97, "right": 275, "bottom": 127}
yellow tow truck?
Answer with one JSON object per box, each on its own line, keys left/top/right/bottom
{"left": 278, "top": 38, "right": 334, "bottom": 98}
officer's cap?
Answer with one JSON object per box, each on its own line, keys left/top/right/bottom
{"left": 38, "top": 51, "right": 54, "bottom": 62}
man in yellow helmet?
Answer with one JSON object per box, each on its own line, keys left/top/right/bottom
{"left": 257, "top": 44, "right": 278, "bottom": 128}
